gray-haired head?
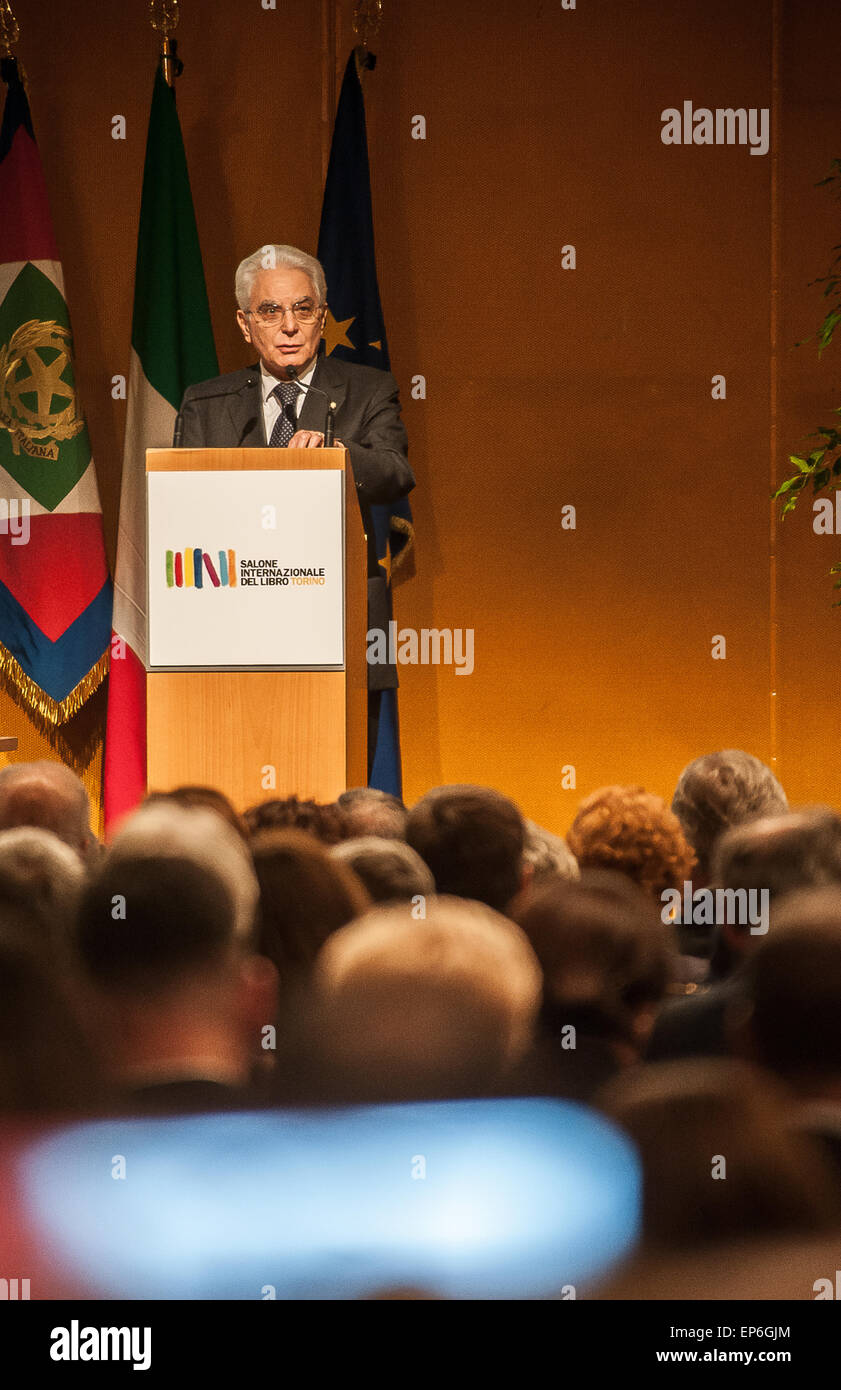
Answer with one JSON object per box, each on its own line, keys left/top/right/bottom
{"left": 107, "top": 801, "right": 259, "bottom": 940}
{"left": 523, "top": 819, "right": 579, "bottom": 884}
{"left": 337, "top": 787, "right": 408, "bottom": 841}
{"left": 671, "top": 750, "right": 788, "bottom": 882}
{"left": 0, "top": 826, "right": 86, "bottom": 952}
{"left": 712, "top": 807, "right": 841, "bottom": 907}
{"left": 0, "top": 759, "right": 93, "bottom": 861}
{"left": 331, "top": 836, "right": 434, "bottom": 904}
{"left": 235, "top": 244, "right": 327, "bottom": 311}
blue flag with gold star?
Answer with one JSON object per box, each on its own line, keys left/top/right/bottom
{"left": 317, "top": 49, "right": 414, "bottom": 796}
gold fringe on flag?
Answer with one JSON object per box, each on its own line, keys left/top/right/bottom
{"left": 0, "top": 641, "right": 109, "bottom": 727}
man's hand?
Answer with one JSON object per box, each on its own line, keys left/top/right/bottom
{"left": 288, "top": 429, "right": 325, "bottom": 448}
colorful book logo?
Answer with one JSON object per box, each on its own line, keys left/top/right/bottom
{"left": 165, "top": 549, "right": 237, "bottom": 589}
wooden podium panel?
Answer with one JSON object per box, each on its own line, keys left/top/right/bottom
{"left": 145, "top": 448, "right": 367, "bottom": 808}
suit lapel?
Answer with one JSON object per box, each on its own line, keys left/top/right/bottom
{"left": 297, "top": 356, "right": 348, "bottom": 434}
{"left": 225, "top": 371, "right": 266, "bottom": 446}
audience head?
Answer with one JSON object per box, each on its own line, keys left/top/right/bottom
{"left": 75, "top": 802, "right": 262, "bottom": 1002}
{"left": 74, "top": 803, "right": 272, "bottom": 1092}
{"left": 566, "top": 786, "right": 695, "bottom": 901}
{"left": 337, "top": 787, "right": 408, "bottom": 841}
{"left": 713, "top": 808, "right": 841, "bottom": 904}
{"left": 0, "top": 826, "right": 86, "bottom": 956}
{"left": 515, "top": 874, "right": 670, "bottom": 1053}
{"left": 243, "top": 795, "right": 347, "bottom": 845}
{"left": 741, "top": 888, "right": 841, "bottom": 1092}
{"left": 314, "top": 897, "right": 543, "bottom": 1100}
{"left": 406, "top": 784, "right": 526, "bottom": 913}
{"left": 107, "top": 801, "right": 258, "bottom": 941}
{"left": 671, "top": 751, "right": 788, "bottom": 883}
{"left": 522, "top": 820, "right": 579, "bottom": 887}
{"left": 142, "top": 785, "right": 248, "bottom": 840}
{"left": 708, "top": 809, "right": 841, "bottom": 971}
{"left": 0, "top": 924, "right": 105, "bottom": 1114}
{"left": 600, "top": 1059, "right": 841, "bottom": 1252}
{"left": 251, "top": 828, "right": 370, "bottom": 980}
{"left": 330, "top": 836, "right": 434, "bottom": 904}
{"left": 0, "top": 759, "right": 96, "bottom": 861}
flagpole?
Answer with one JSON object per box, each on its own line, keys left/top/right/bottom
{"left": 150, "top": 0, "right": 183, "bottom": 86}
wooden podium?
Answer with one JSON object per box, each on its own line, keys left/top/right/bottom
{"left": 145, "top": 447, "right": 367, "bottom": 809}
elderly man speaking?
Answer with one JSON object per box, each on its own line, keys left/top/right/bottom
{"left": 175, "top": 244, "right": 415, "bottom": 773}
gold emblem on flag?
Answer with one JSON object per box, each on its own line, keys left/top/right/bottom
{"left": 0, "top": 318, "right": 84, "bottom": 460}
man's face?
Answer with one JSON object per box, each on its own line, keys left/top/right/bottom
{"left": 236, "top": 266, "right": 326, "bottom": 379}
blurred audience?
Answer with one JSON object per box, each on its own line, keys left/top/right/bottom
{"left": 0, "top": 759, "right": 98, "bottom": 862}
{"left": 0, "top": 922, "right": 106, "bottom": 1114}
{"left": 671, "top": 749, "right": 788, "bottom": 885}
{"left": 740, "top": 887, "right": 841, "bottom": 1177}
{"left": 0, "top": 826, "right": 85, "bottom": 958}
{"left": 243, "top": 795, "right": 347, "bottom": 844}
{"left": 143, "top": 784, "right": 248, "bottom": 840}
{"left": 337, "top": 787, "right": 408, "bottom": 840}
{"left": 512, "top": 873, "right": 670, "bottom": 1099}
{"left": 252, "top": 827, "right": 370, "bottom": 981}
{"left": 0, "top": 747, "right": 840, "bottom": 1299}
{"left": 406, "top": 784, "right": 526, "bottom": 913}
{"left": 74, "top": 803, "right": 275, "bottom": 1113}
{"left": 565, "top": 787, "right": 701, "bottom": 990}
{"left": 331, "top": 835, "right": 434, "bottom": 904}
{"left": 522, "top": 819, "right": 579, "bottom": 888}
{"left": 648, "top": 808, "right": 841, "bottom": 1062}
{"left": 312, "top": 897, "right": 542, "bottom": 1101}
{"left": 566, "top": 785, "right": 695, "bottom": 900}
{"left": 599, "top": 1059, "right": 841, "bottom": 1252}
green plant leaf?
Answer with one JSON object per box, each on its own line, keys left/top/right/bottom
{"left": 775, "top": 475, "right": 808, "bottom": 496}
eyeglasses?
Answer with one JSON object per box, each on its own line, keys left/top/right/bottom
{"left": 245, "top": 300, "right": 324, "bottom": 326}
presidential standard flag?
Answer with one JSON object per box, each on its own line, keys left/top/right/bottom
{"left": 317, "top": 50, "right": 414, "bottom": 797}
{"left": 104, "top": 64, "right": 217, "bottom": 829}
{"left": 0, "top": 58, "right": 111, "bottom": 728}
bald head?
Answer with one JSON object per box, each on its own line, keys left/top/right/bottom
{"left": 0, "top": 761, "right": 93, "bottom": 860}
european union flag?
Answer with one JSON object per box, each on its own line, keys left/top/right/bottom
{"left": 317, "top": 49, "right": 414, "bottom": 797}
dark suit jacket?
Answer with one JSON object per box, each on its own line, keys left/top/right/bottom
{"left": 176, "top": 353, "right": 415, "bottom": 690}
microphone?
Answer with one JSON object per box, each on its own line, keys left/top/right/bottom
{"left": 173, "top": 413, "right": 184, "bottom": 447}
{"left": 285, "top": 364, "right": 338, "bottom": 447}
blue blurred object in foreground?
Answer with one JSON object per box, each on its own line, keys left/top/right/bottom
{"left": 17, "top": 1098, "right": 640, "bottom": 1299}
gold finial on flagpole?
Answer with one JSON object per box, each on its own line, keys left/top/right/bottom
{"left": 353, "top": 0, "right": 382, "bottom": 71}
{"left": 0, "top": 0, "right": 20, "bottom": 59}
{"left": 150, "top": 0, "right": 182, "bottom": 87}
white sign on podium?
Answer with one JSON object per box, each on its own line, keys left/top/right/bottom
{"left": 146, "top": 469, "right": 345, "bottom": 670}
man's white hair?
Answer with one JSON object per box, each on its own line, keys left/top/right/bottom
{"left": 0, "top": 826, "right": 86, "bottom": 916}
{"left": 235, "top": 244, "right": 327, "bottom": 311}
{"left": 523, "top": 819, "right": 580, "bottom": 882}
{"left": 316, "top": 895, "right": 542, "bottom": 1066}
{"left": 108, "top": 803, "right": 259, "bottom": 938}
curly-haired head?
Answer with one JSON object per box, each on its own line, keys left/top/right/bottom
{"left": 566, "top": 786, "right": 695, "bottom": 900}
{"left": 243, "top": 795, "right": 348, "bottom": 846}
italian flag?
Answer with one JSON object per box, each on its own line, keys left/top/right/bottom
{"left": 104, "top": 64, "right": 217, "bottom": 830}
{"left": 0, "top": 58, "right": 111, "bottom": 727}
